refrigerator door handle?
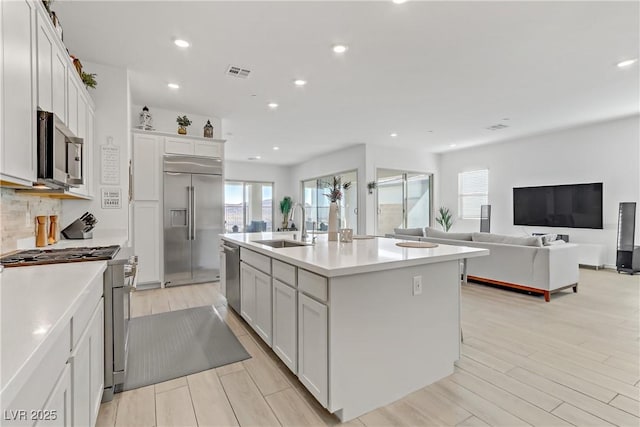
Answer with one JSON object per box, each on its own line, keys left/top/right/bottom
{"left": 191, "top": 185, "right": 196, "bottom": 240}
{"left": 187, "top": 186, "right": 193, "bottom": 241}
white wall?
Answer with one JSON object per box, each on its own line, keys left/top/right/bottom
{"left": 62, "top": 61, "right": 131, "bottom": 235}
{"left": 131, "top": 104, "right": 222, "bottom": 139}
{"left": 365, "top": 145, "right": 441, "bottom": 234}
{"left": 439, "top": 115, "right": 640, "bottom": 267}
{"left": 289, "top": 145, "right": 367, "bottom": 234}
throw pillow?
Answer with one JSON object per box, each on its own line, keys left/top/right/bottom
{"left": 425, "top": 228, "right": 473, "bottom": 241}
{"left": 393, "top": 227, "right": 425, "bottom": 237}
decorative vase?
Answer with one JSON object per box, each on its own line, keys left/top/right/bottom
{"left": 178, "top": 125, "right": 187, "bottom": 135}
{"left": 328, "top": 201, "right": 339, "bottom": 241}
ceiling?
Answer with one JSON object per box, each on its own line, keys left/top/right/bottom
{"left": 55, "top": 1, "right": 639, "bottom": 165}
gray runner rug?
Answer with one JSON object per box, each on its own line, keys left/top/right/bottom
{"left": 123, "top": 305, "right": 250, "bottom": 391}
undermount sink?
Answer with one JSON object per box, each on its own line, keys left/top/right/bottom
{"left": 253, "top": 239, "right": 309, "bottom": 248}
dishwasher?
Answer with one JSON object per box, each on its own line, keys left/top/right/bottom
{"left": 222, "top": 242, "right": 241, "bottom": 313}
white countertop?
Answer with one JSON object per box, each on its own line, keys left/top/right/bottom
{"left": 11, "top": 229, "right": 129, "bottom": 253}
{"left": 0, "top": 261, "right": 107, "bottom": 405}
{"left": 221, "top": 232, "right": 489, "bottom": 277}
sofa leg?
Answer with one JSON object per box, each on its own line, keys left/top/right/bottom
{"left": 573, "top": 284, "right": 578, "bottom": 293}
{"left": 544, "top": 291, "right": 550, "bottom": 302}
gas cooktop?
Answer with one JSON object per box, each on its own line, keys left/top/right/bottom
{"left": 0, "top": 245, "right": 121, "bottom": 267}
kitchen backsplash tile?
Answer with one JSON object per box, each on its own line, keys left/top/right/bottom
{"left": 0, "top": 188, "right": 61, "bottom": 253}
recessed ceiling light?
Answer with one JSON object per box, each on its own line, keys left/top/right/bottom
{"left": 390, "top": 133, "right": 398, "bottom": 137}
{"left": 174, "top": 39, "right": 190, "bottom": 48}
{"left": 168, "top": 83, "right": 180, "bottom": 89}
{"left": 392, "top": 0, "right": 408, "bottom": 4}
{"left": 268, "top": 102, "right": 279, "bottom": 109}
{"left": 294, "top": 79, "right": 307, "bottom": 86}
{"left": 449, "top": 144, "right": 457, "bottom": 147}
{"left": 273, "top": 146, "right": 280, "bottom": 150}
{"left": 617, "top": 58, "right": 638, "bottom": 68}
{"left": 332, "top": 44, "right": 348, "bottom": 54}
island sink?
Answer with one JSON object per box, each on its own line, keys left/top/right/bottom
{"left": 253, "top": 239, "right": 309, "bottom": 248}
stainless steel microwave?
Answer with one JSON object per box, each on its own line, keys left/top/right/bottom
{"left": 37, "top": 111, "right": 83, "bottom": 188}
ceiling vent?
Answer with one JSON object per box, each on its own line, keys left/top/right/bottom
{"left": 226, "top": 65, "right": 251, "bottom": 79}
{"left": 486, "top": 123, "right": 509, "bottom": 131}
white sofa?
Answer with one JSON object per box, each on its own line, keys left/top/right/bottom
{"left": 388, "top": 228, "right": 579, "bottom": 302}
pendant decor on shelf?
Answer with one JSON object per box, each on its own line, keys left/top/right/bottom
{"left": 324, "top": 176, "right": 351, "bottom": 241}
{"left": 138, "top": 106, "right": 154, "bottom": 130}
{"left": 203, "top": 120, "right": 214, "bottom": 138}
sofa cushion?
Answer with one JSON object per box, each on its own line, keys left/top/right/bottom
{"left": 393, "top": 227, "right": 425, "bottom": 237}
{"left": 472, "top": 232, "right": 543, "bottom": 247}
{"left": 424, "top": 228, "right": 472, "bottom": 241}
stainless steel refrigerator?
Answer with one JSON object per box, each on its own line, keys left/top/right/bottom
{"left": 163, "top": 155, "right": 223, "bottom": 287}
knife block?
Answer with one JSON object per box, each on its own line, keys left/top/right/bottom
{"left": 61, "top": 218, "right": 94, "bottom": 239}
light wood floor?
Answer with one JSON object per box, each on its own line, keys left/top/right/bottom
{"left": 99, "top": 268, "right": 640, "bottom": 427}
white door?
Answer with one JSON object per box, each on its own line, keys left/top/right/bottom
{"left": 36, "top": 12, "right": 53, "bottom": 112}
{"left": 134, "top": 202, "right": 161, "bottom": 284}
{"left": 36, "top": 364, "right": 72, "bottom": 427}
{"left": 298, "top": 293, "right": 328, "bottom": 407}
{"left": 219, "top": 250, "right": 226, "bottom": 297}
{"left": 253, "top": 268, "right": 272, "bottom": 346}
{"left": 240, "top": 262, "right": 256, "bottom": 324}
{"left": 67, "top": 75, "right": 78, "bottom": 135}
{"left": 88, "top": 302, "right": 104, "bottom": 425}
{"left": 273, "top": 279, "right": 297, "bottom": 373}
{"left": 133, "top": 133, "right": 160, "bottom": 201}
{"left": 52, "top": 50, "right": 66, "bottom": 122}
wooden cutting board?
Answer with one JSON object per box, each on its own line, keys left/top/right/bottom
{"left": 395, "top": 242, "right": 439, "bottom": 248}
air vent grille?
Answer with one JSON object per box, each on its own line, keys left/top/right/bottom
{"left": 226, "top": 65, "right": 251, "bottom": 79}
{"left": 486, "top": 124, "right": 509, "bottom": 131}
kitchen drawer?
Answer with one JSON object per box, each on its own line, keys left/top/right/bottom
{"left": 273, "top": 259, "right": 296, "bottom": 287}
{"left": 165, "top": 137, "right": 193, "bottom": 155}
{"left": 240, "top": 248, "right": 271, "bottom": 275}
{"left": 298, "top": 269, "right": 327, "bottom": 302}
{"left": 5, "top": 322, "right": 71, "bottom": 423}
{"left": 71, "top": 273, "right": 103, "bottom": 350}
{"left": 194, "top": 140, "right": 221, "bottom": 158}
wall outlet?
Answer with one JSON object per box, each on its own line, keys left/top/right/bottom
{"left": 412, "top": 275, "right": 423, "bottom": 296}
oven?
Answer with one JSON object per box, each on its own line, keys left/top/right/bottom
{"left": 103, "top": 249, "right": 138, "bottom": 401}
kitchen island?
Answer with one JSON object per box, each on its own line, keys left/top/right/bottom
{"left": 221, "top": 232, "right": 488, "bottom": 421}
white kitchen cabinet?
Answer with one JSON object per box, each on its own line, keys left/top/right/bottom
{"left": 36, "top": 364, "right": 72, "bottom": 427}
{"left": 133, "top": 133, "right": 161, "bottom": 201}
{"left": 298, "top": 293, "right": 328, "bottom": 407}
{"left": 70, "top": 299, "right": 103, "bottom": 427}
{"left": 240, "top": 260, "right": 272, "bottom": 346}
{"left": 52, "top": 50, "right": 66, "bottom": 122}
{"left": 67, "top": 73, "right": 79, "bottom": 136}
{"left": 68, "top": 95, "right": 88, "bottom": 197}
{"left": 1, "top": 0, "right": 37, "bottom": 185}
{"left": 273, "top": 279, "right": 297, "bottom": 373}
{"left": 165, "top": 136, "right": 223, "bottom": 158}
{"left": 36, "top": 9, "right": 53, "bottom": 112}
{"left": 85, "top": 108, "right": 95, "bottom": 197}
{"left": 134, "top": 201, "right": 161, "bottom": 285}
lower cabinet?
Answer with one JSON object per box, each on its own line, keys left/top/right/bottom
{"left": 272, "top": 279, "right": 297, "bottom": 373}
{"left": 240, "top": 261, "right": 272, "bottom": 345}
{"left": 298, "top": 293, "right": 328, "bottom": 407}
{"left": 36, "top": 364, "right": 72, "bottom": 427}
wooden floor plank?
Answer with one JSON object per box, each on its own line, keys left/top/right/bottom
{"left": 155, "top": 386, "right": 198, "bottom": 427}
{"left": 456, "top": 416, "right": 490, "bottom": 427}
{"left": 219, "top": 370, "right": 281, "bottom": 427}
{"left": 95, "top": 394, "right": 119, "bottom": 427}
{"left": 216, "top": 361, "right": 246, "bottom": 377}
{"left": 551, "top": 402, "right": 615, "bottom": 426}
{"left": 238, "top": 335, "right": 291, "bottom": 396}
{"left": 265, "top": 388, "right": 325, "bottom": 426}
{"left": 114, "top": 385, "right": 156, "bottom": 427}
{"left": 187, "top": 368, "right": 239, "bottom": 427}
{"left": 610, "top": 394, "right": 640, "bottom": 418}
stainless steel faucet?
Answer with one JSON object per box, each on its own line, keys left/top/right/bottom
{"left": 290, "top": 202, "right": 308, "bottom": 241}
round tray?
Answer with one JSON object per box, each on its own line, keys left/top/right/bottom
{"left": 352, "top": 235, "right": 375, "bottom": 240}
{"left": 395, "top": 241, "right": 439, "bottom": 248}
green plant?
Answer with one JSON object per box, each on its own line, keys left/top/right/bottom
{"left": 176, "top": 115, "right": 192, "bottom": 127}
{"left": 279, "top": 196, "right": 292, "bottom": 216}
{"left": 436, "top": 207, "right": 454, "bottom": 232}
{"left": 81, "top": 72, "right": 97, "bottom": 89}
{"left": 323, "top": 176, "right": 352, "bottom": 203}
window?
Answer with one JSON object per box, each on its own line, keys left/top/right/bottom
{"left": 302, "top": 170, "right": 358, "bottom": 232}
{"left": 224, "top": 181, "right": 273, "bottom": 232}
{"left": 376, "top": 169, "right": 432, "bottom": 235}
{"left": 458, "top": 169, "right": 489, "bottom": 219}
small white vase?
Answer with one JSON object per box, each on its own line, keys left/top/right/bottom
{"left": 328, "top": 201, "right": 339, "bottom": 241}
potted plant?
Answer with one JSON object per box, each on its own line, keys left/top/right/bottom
{"left": 279, "top": 196, "right": 292, "bottom": 229}
{"left": 81, "top": 72, "right": 97, "bottom": 89}
{"left": 176, "top": 115, "right": 192, "bottom": 135}
{"left": 436, "top": 207, "right": 454, "bottom": 232}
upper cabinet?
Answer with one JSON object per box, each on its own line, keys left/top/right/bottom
{"left": 1, "top": 0, "right": 94, "bottom": 195}
{"left": 1, "top": 0, "right": 37, "bottom": 186}
{"left": 165, "top": 136, "right": 224, "bottom": 158}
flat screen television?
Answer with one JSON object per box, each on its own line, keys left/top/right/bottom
{"left": 513, "top": 183, "right": 603, "bottom": 229}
